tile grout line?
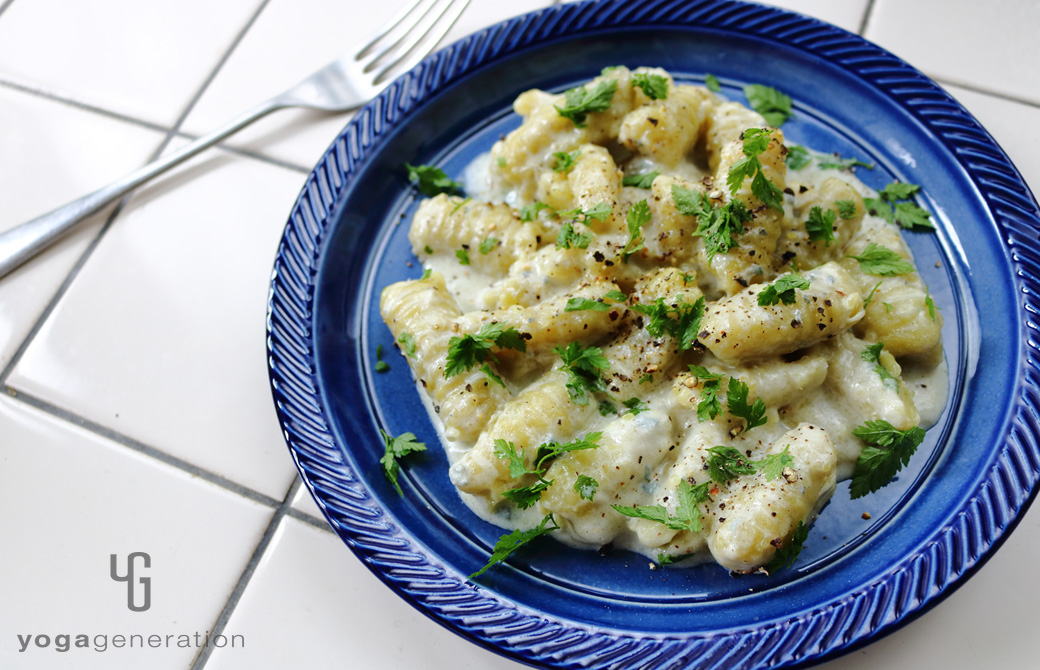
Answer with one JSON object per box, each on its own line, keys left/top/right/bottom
{"left": 285, "top": 506, "right": 335, "bottom": 533}
{"left": 0, "top": 77, "right": 173, "bottom": 135}
{"left": 4, "top": 388, "right": 283, "bottom": 509}
{"left": 857, "top": 0, "right": 876, "bottom": 36}
{"left": 0, "top": 0, "right": 275, "bottom": 387}
{"left": 191, "top": 476, "right": 302, "bottom": 670}
{"left": 0, "top": 77, "right": 313, "bottom": 174}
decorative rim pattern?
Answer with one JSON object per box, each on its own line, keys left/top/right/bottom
{"left": 267, "top": 1, "right": 1040, "bottom": 667}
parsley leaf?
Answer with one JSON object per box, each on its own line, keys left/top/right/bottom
{"left": 479, "top": 237, "right": 499, "bottom": 255}
{"left": 726, "top": 128, "right": 784, "bottom": 210}
{"left": 849, "top": 420, "right": 927, "bottom": 499}
{"left": 727, "top": 377, "right": 768, "bottom": 431}
{"left": 612, "top": 480, "right": 710, "bottom": 533}
{"left": 565, "top": 297, "right": 610, "bottom": 312}
{"left": 867, "top": 182, "right": 934, "bottom": 230}
{"left": 560, "top": 202, "right": 613, "bottom": 223}
{"left": 835, "top": 199, "right": 858, "bottom": 219}
{"left": 757, "top": 273, "right": 810, "bottom": 306}
{"left": 862, "top": 280, "right": 883, "bottom": 308}
{"left": 688, "top": 365, "right": 724, "bottom": 421}
{"left": 621, "top": 199, "right": 651, "bottom": 260}
{"left": 861, "top": 342, "right": 898, "bottom": 389}
{"left": 893, "top": 201, "right": 934, "bottom": 230}
{"left": 817, "top": 155, "right": 874, "bottom": 171}
{"left": 743, "top": 84, "right": 794, "bottom": 127}
{"left": 405, "top": 163, "right": 462, "bottom": 197}
{"left": 706, "top": 446, "right": 756, "bottom": 483}
{"left": 493, "top": 439, "right": 531, "bottom": 479}
{"left": 397, "top": 332, "right": 416, "bottom": 358}
{"left": 658, "top": 551, "right": 696, "bottom": 566}
{"left": 846, "top": 242, "right": 914, "bottom": 276}
{"left": 863, "top": 196, "right": 894, "bottom": 223}
{"left": 755, "top": 445, "right": 793, "bottom": 481}
{"left": 556, "top": 222, "right": 593, "bottom": 250}
{"left": 786, "top": 144, "right": 811, "bottom": 170}
{"left": 704, "top": 73, "right": 721, "bottom": 92}
{"left": 519, "top": 201, "right": 551, "bottom": 222}
{"left": 673, "top": 184, "right": 753, "bottom": 260}
{"left": 552, "top": 150, "right": 581, "bottom": 173}
{"left": 501, "top": 480, "right": 551, "bottom": 509}
{"left": 622, "top": 397, "right": 648, "bottom": 415}
{"left": 374, "top": 343, "right": 390, "bottom": 373}
{"left": 379, "top": 430, "right": 427, "bottom": 496}
{"left": 880, "top": 182, "right": 920, "bottom": 201}
{"left": 622, "top": 170, "right": 660, "bottom": 189}
{"left": 534, "top": 432, "right": 602, "bottom": 469}
{"left": 555, "top": 79, "right": 618, "bottom": 128}
{"left": 764, "top": 520, "right": 808, "bottom": 574}
{"left": 445, "top": 322, "right": 527, "bottom": 379}
{"left": 631, "top": 295, "right": 705, "bottom": 350}
{"left": 470, "top": 513, "right": 560, "bottom": 579}
{"left": 574, "top": 475, "right": 599, "bottom": 501}
{"left": 597, "top": 399, "right": 617, "bottom": 416}
{"left": 555, "top": 342, "right": 610, "bottom": 405}
{"left": 604, "top": 289, "right": 627, "bottom": 303}
{"left": 805, "top": 206, "right": 836, "bottom": 246}
{"left": 455, "top": 248, "right": 470, "bottom": 265}
{"left": 925, "top": 289, "right": 937, "bottom": 322}
{"left": 633, "top": 72, "right": 669, "bottom": 100}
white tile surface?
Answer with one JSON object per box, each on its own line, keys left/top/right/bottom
{"left": 6, "top": 144, "right": 306, "bottom": 500}
{"left": 944, "top": 83, "right": 1040, "bottom": 192}
{"left": 867, "top": 0, "right": 1040, "bottom": 105}
{"left": 179, "top": 0, "right": 555, "bottom": 169}
{"left": 816, "top": 505, "right": 1040, "bottom": 669}
{"left": 290, "top": 479, "right": 328, "bottom": 523}
{"left": 0, "top": 0, "right": 264, "bottom": 126}
{"left": 0, "top": 86, "right": 165, "bottom": 370}
{"left": 204, "top": 517, "right": 523, "bottom": 670}
{"left": 0, "top": 398, "right": 272, "bottom": 669}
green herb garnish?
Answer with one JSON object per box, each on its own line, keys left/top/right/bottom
{"left": 555, "top": 79, "right": 618, "bottom": 128}
{"left": 379, "top": 430, "right": 427, "bottom": 496}
{"left": 849, "top": 420, "right": 927, "bottom": 499}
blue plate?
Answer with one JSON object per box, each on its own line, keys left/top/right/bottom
{"left": 267, "top": 1, "right": 1040, "bottom": 667}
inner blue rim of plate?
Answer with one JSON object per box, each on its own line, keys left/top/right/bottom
{"left": 267, "top": 1, "right": 1040, "bottom": 668}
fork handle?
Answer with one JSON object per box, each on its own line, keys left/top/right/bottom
{"left": 0, "top": 98, "right": 285, "bottom": 279}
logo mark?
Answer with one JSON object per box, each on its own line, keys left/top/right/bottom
{"left": 110, "top": 552, "right": 151, "bottom": 612}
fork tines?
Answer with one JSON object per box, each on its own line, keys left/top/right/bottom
{"left": 356, "top": 0, "right": 471, "bottom": 84}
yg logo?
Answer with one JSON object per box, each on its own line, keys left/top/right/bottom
{"left": 110, "top": 552, "right": 151, "bottom": 612}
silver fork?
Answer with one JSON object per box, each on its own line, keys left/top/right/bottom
{"left": 0, "top": 0, "right": 470, "bottom": 279}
